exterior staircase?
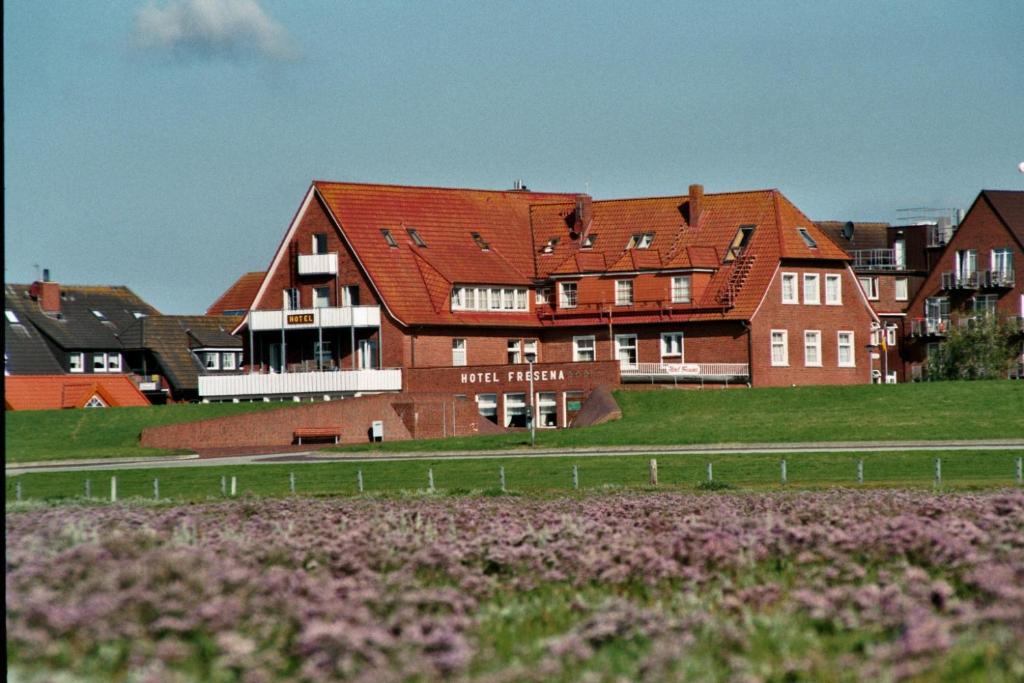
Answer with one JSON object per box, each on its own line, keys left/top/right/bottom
{"left": 715, "top": 253, "right": 756, "bottom": 308}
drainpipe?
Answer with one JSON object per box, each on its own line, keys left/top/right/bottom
{"left": 742, "top": 320, "right": 753, "bottom": 386}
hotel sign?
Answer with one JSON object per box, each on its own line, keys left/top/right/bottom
{"left": 286, "top": 313, "right": 315, "bottom": 325}
{"left": 459, "top": 367, "right": 593, "bottom": 386}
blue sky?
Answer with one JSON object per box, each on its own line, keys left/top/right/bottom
{"left": 5, "top": 0, "right": 1023, "bottom": 314}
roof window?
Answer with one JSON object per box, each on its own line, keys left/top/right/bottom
{"left": 407, "top": 228, "right": 427, "bottom": 247}
{"left": 381, "top": 229, "right": 398, "bottom": 248}
{"left": 91, "top": 310, "right": 107, "bottom": 321}
{"left": 581, "top": 234, "right": 597, "bottom": 249}
{"left": 6, "top": 310, "right": 19, "bottom": 324}
{"left": 133, "top": 312, "right": 148, "bottom": 319}
{"left": 798, "top": 228, "right": 818, "bottom": 249}
{"left": 725, "top": 225, "right": 756, "bottom": 261}
{"left": 626, "top": 233, "right": 654, "bottom": 249}
{"left": 471, "top": 232, "right": 490, "bottom": 251}
{"left": 542, "top": 237, "right": 560, "bottom": 254}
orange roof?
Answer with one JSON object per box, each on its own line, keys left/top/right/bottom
{"left": 207, "top": 272, "right": 264, "bottom": 315}
{"left": 4, "top": 375, "right": 151, "bottom": 411}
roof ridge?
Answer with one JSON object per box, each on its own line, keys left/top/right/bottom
{"left": 592, "top": 188, "right": 776, "bottom": 204}
{"left": 313, "top": 179, "right": 578, "bottom": 199}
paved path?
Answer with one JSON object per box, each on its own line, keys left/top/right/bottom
{"left": 7, "top": 439, "right": 1024, "bottom": 475}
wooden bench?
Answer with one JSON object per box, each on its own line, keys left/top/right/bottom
{"left": 293, "top": 427, "right": 341, "bottom": 445}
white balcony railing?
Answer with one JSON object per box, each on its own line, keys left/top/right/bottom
{"left": 248, "top": 306, "right": 380, "bottom": 331}
{"left": 199, "top": 368, "right": 402, "bottom": 399}
{"left": 297, "top": 253, "right": 338, "bottom": 276}
{"left": 619, "top": 362, "right": 750, "bottom": 383}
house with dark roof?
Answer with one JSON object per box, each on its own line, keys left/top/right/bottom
{"left": 903, "top": 190, "right": 1024, "bottom": 380}
{"left": 205, "top": 180, "right": 879, "bottom": 427}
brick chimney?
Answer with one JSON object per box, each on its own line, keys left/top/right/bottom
{"left": 29, "top": 276, "right": 61, "bottom": 315}
{"left": 688, "top": 184, "right": 704, "bottom": 226}
{"left": 574, "top": 194, "right": 593, "bottom": 234}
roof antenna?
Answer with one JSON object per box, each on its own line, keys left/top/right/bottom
{"left": 32, "top": 263, "right": 40, "bottom": 281}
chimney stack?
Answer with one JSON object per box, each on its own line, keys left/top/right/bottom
{"left": 574, "top": 194, "right": 593, "bottom": 234}
{"left": 29, "top": 272, "right": 61, "bottom": 315}
{"left": 688, "top": 184, "right": 704, "bottom": 226}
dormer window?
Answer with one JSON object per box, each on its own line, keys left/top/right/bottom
{"left": 133, "top": 312, "right": 147, "bottom": 319}
{"left": 542, "top": 237, "right": 560, "bottom": 254}
{"left": 626, "top": 233, "right": 654, "bottom": 249}
{"left": 471, "top": 232, "right": 490, "bottom": 251}
{"left": 92, "top": 310, "right": 107, "bottom": 321}
{"left": 407, "top": 228, "right": 427, "bottom": 247}
{"left": 798, "top": 228, "right": 818, "bottom": 249}
{"left": 5, "top": 310, "right": 19, "bottom": 324}
{"left": 725, "top": 225, "right": 756, "bottom": 261}
{"left": 381, "top": 229, "right": 398, "bottom": 248}
{"left": 581, "top": 234, "right": 597, "bottom": 249}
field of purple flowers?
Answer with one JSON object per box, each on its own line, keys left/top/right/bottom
{"left": 7, "top": 490, "right": 1024, "bottom": 681}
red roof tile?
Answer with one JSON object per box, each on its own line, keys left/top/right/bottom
{"left": 207, "top": 272, "right": 264, "bottom": 315}
{"left": 4, "top": 375, "right": 151, "bottom": 411}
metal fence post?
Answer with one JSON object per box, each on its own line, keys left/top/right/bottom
{"left": 781, "top": 460, "right": 787, "bottom": 485}
{"left": 15, "top": 481, "right": 22, "bottom": 502}
{"left": 572, "top": 465, "right": 579, "bottom": 490}
{"left": 85, "top": 479, "right": 91, "bottom": 498}
{"left": 221, "top": 475, "right": 227, "bottom": 496}
{"left": 153, "top": 479, "right": 160, "bottom": 501}
{"left": 649, "top": 459, "right": 658, "bottom": 486}
{"left": 1017, "top": 457, "right": 1022, "bottom": 484}
{"left": 110, "top": 476, "right": 117, "bottom": 503}
{"left": 428, "top": 468, "right": 435, "bottom": 493}
{"left": 707, "top": 463, "right": 713, "bottom": 483}
{"left": 289, "top": 472, "right": 296, "bottom": 494}
{"left": 357, "top": 469, "right": 364, "bottom": 493}
{"left": 857, "top": 459, "right": 864, "bottom": 485}
{"left": 499, "top": 466, "right": 506, "bottom": 492}
{"left": 230, "top": 476, "right": 237, "bottom": 497}
{"left": 934, "top": 458, "right": 942, "bottom": 487}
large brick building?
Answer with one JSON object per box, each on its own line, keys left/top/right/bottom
{"left": 206, "top": 181, "right": 879, "bottom": 427}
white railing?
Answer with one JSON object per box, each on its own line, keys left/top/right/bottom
{"left": 199, "top": 368, "right": 402, "bottom": 399}
{"left": 248, "top": 306, "right": 380, "bottom": 331}
{"left": 619, "top": 362, "right": 750, "bottom": 381}
{"left": 297, "top": 253, "right": 338, "bottom": 275}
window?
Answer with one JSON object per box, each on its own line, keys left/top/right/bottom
{"left": 559, "top": 282, "right": 578, "bottom": 309}
{"left": 661, "top": 332, "right": 684, "bottom": 358}
{"left": 523, "top": 339, "right": 538, "bottom": 363}
{"left": 542, "top": 237, "right": 559, "bottom": 254}
{"left": 581, "top": 234, "right": 597, "bottom": 249}
{"left": 381, "top": 229, "right": 398, "bottom": 248}
{"left": 615, "top": 280, "right": 634, "bottom": 306}
{"left": 69, "top": 352, "right": 84, "bottom": 373}
{"left": 5, "top": 310, "right": 19, "bottom": 323}
{"left": 573, "top": 335, "right": 595, "bottom": 362}
{"left": 925, "top": 297, "right": 950, "bottom": 325}
{"left": 204, "top": 351, "right": 220, "bottom": 370}
{"left": 885, "top": 326, "right": 897, "bottom": 347}
{"left": 838, "top": 332, "right": 855, "bottom": 367}
{"left": 771, "top": 330, "right": 788, "bottom": 367}
{"left": 107, "top": 353, "right": 122, "bottom": 373}
{"left": 671, "top": 276, "right": 692, "bottom": 304}
{"left": 91, "top": 310, "right": 107, "bottom": 321}
{"left": 797, "top": 228, "right": 818, "bottom": 249}
{"left": 452, "top": 286, "right": 527, "bottom": 312}
{"left": 451, "top": 287, "right": 465, "bottom": 310}
{"left": 93, "top": 353, "right": 108, "bottom": 372}
{"left": 407, "top": 228, "right": 426, "bottom": 247}
{"left": 452, "top": 338, "right": 466, "bottom": 366}
{"left": 614, "top": 334, "right": 637, "bottom": 367}
{"left": 726, "top": 225, "right": 756, "bottom": 260}
{"left": 133, "top": 311, "right": 147, "bottom": 319}
{"left": 358, "top": 339, "right": 378, "bottom": 369}
{"left": 514, "top": 288, "right": 527, "bottom": 311}
{"left": 626, "top": 233, "right": 654, "bottom": 249}
{"left": 973, "top": 294, "right": 998, "bottom": 316}
{"left": 992, "top": 248, "right": 1013, "bottom": 277}
{"left": 535, "top": 287, "right": 552, "bottom": 305}
{"left": 471, "top": 232, "right": 490, "bottom": 250}
{"left": 859, "top": 276, "right": 879, "bottom": 300}
{"left": 341, "top": 285, "right": 359, "bottom": 307}
{"left": 537, "top": 392, "right": 557, "bottom": 427}
{"left": 893, "top": 240, "right": 906, "bottom": 269}
{"left": 502, "top": 288, "right": 515, "bottom": 310}
{"left": 476, "top": 394, "right": 497, "bottom": 424}
{"left": 489, "top": 289, "right": 502, "bottom": 310}
{"left": 84, "top": 395, "right": 107, "bottom": 408}
{"left": 825, "top": 274, "right": 842, "bottom": 305}
{"left": 504, "top": 393, "right": 527, "bottom": 428}
{"left": 283, "top": 288, "right": 299, "bottom": 310}
{"left": 956, "top": 249, "right": 977, "bottom": 281}
{"left": 803, "top": 274, "right": 820, "bottom": 305}
{"left": 507, "top": 339, "right": 521, "bottom": 364}
{"left": 223, "top": 352, "right": 237, "bottom": 370}
{"left": 313, "top": 341, "right": 332, "bottom": 366}
{"left": 781, "top": 273, "right": 798, "bottom": 304}
{"left": 312, "top": 233, "right": 328, "bottom": 254}
{"left": 895, "top": 278, "right": 909, "bottom": 301}
{"left": 313, "top": 287, "right": 330, "bottom": 308}
{"left": 804, "top": 330, "right": 822, "bottom": 367}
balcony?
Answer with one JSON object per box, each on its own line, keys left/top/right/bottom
{"left": 979, "top": 270, "right": 1015, "bottom": 289}
{"left": 909, "top": 317, "right": 950, "bottom": 337}
{"left": 619, "top": 362, "right": 750, "bottom": 385}
{"left": 248, "top": 306, "right": 380, "bottom": 332}
{"left": 940, "top": 271, "right": 979, "bottom": 290}
{"left": 851, "top": 249, "right": 902, "bottom": 271}
{"left": 132, "top": 373, "right": 168, "bottom": 393}
{"left": 199, "top": 368, "right": 402, "bottom": 399}
{"left": 297, "top": 253, "right": 338, "bottom": 276}
{"left": 927, "top": 224, "right": 955, "bottom": 248}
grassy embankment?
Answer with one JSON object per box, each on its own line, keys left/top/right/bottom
{"left": 6, "top": 449, "right": 1023, "bottom": 502}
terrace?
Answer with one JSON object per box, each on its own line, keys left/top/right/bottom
{"left": 198, "top": 367, "right": 402, "bottom": 400}
{"left": 619, "top": 361, "right": 750, "bottom": 385}
{"left": 850, "top": 248, "right": 901, "bottom": 271}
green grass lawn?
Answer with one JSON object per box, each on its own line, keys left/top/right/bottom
{"left": 7, "top": 450, "right": 1023, "bottom": 502}
{"left": 3, "top": 402, "right": 288, "bottom": 463}
{"left": 334, "top": 380, "right": 1024, "bottom": 453}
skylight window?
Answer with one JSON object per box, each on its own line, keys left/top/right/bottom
{"left": 542, "top": 237, "right": 560, "bottom": 254}
{"left": 5, "top": 310, "right": 20, "bottom": 324}
{"left": 381, "top": 229, "right": 398, "bottom": 248}
{"left": 407, "top": 228, "right": 427, "bottom": 247}
{"left": 626, "top": 233, "right": 654, "bottom": 249}
{"left": 92, "top": 310, "right": 107, "bottom": 321}
{"left": 725, "top": 225, "right": 756, "bottom": 261}
{"left": 471, "top": 232, "right": 490, "bottom": 251}
{"left": 581, "top": 234, "right": 597, "bottom": 249}
{"left": 798, "top": 228, "right": 818, "bottom": 249}
{"left": 133, "top": 312, "right": 147, "bottom": 319}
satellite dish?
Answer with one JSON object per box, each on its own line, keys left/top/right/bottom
{"left": 842, "top": 221, "right": 855, "bottom": 240}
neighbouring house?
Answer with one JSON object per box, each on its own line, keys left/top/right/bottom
{"left": 206, "top": 180, "right": 879, "bottom": 429}
{"left": 4, "top": 374, "right": 151, "bottom": 410}
{"left": 903, "top": 190, "right": 1024, "bottom": 380}
{"left": 207, "top": 271, "right": 264, "bottom": 316}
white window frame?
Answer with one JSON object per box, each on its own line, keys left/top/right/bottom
{"left": 859, "top": 276, "right": 879, "bottom": 301}
{"left": 614, "top": 333, "right": 638, "bottom": 367}
{"left": 535, "top": 287, "right": 552, "bottom": 305}
{"left": 559, "top": 282, "right": 578, "bottom": 309}
{"left": 781, "top": 273, "right": 798, "bottom": 304}
{"left": 204, "top": 351, "right": 220, "bottom": 370}
{"left": 452, "top": 338, "right": 467, "bottom": 367}
{"left": 341, "top": 285, "right": 358, "bottom": 307}
{"left": 573, "top": 335, "right": 595, "bottom": 362}
{"left": 771, "top": 329, "right": 788, "bottom": 367}
{"left": 503, "top": 392, "right": 527, "bottom": 428}
{"left": 93, "top": 353, "right": 109, "bottom": 373}
{"left": 523, "top": 339, "right": 538, "bottom": 363}
{"left": 476, "top": 393, "right": 497, "bottom": 423}
{"left": 804, "top": 330, "right": 822, "bottom": 367}
{"left": 312, "top": 233, "right": 328, "bottom": 254}
{"left": 893, "top": 239, "right": 906, "bottom": 269}
{"left": 107, "top": 353, "right": 122, "bottom": 373}
{"left": 313, "top": 287, "right": 330, "bottom": 309}
{"left": 69, "top": 352, "right": 85, "bottom": 373}
{"left": 803, "top": 273, "right": 820, "bottom": 305}
{"left": 837, "top": 331, "right": 855, "bottom": 368}
{"left": 894, "top": 277, "right": 908, "bottom": 302}
{"left": 671, "top": 275, "right": 691, "bottom": 304}
{"left": 507, "top": 339, "right": 521, "bottom": 364}
{"left": 660, "top": 332, "right": 684, "bottom": 359}
{"left": 536, "top": 391, "right": 558, "bottom": 428}
{"left": 885, "top": 326, "right": 897, "bottom": 347}
{"left": 283, "top": 288, "right": 299, "bottom": 310}
{"left": 825, "top": 274, "right": 842, "bottom": 305}
{"left": 223, "top": 352, "right": 237, "bottom": 370}
{"left": 84, "top": 395, "right": 107, "bottom": 408}
{"left": 615, "top": 280, "right": 634, "bottom": 306}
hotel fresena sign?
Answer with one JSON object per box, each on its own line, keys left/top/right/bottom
{"left": 459, "top": 366, "right": 594, "bottom": 386}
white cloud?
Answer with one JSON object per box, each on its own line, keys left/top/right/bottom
{"left": 133, "top": 0, "right": 295, "bottom": 60}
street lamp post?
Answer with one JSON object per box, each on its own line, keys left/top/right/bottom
{"left": 528, "top": 357, "right": 536, "bottom": 447}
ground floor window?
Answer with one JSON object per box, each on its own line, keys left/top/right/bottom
{"left": 476, "top": 393, "right": 497, "bottom": 424}
{"left": 771, "top": 330, "right": 788, "bottom": 366}
{"left": 504, "top": 392, "right": 527, "bottom": 428}
{"left": 837, "top": 331, "right": 855, "bottom": 367}
{"left": 573, "top": 335, "right": 595, "bottom": 362}
{"left": 564, "top": 390, "right": 585, "bottom": 427}
{"left": 615, "top": 334, "right": 637, "bottom": 366}
{"left": 661, "top": 332, "right": 684, "bottom": 358}
{"left": 537, "top": 391, "right": 557, "bottom": 427}
{"left": 804, "top": 330, "right": 822, "bottom": 367}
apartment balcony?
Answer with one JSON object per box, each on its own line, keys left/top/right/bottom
{"left": 851, "top": 249, "right": 902, "bottom": 271}
{"left": 940, "top": 271, "right": 978, "bottom": 290}
{"left": 619, "top": 361, "right": 750, "bottom": 385}
{"left": 909, "top": 317, "right": 950, "bottom": 337}
{"left": 198, "top": 368, "right": 402, "bottom": 400}
{"left": 297, "top": 253, "right": 338, "bottom": 276}
{"left": 131, "top": 373, "right": 168, "bottom": 393}
{"left": 248, "top": 306, "right": 380, "bottom": 332}
{"left": 979, "top": 270, "right": 1015, "bottom": 289}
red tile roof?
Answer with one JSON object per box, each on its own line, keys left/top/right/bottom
{"left": 4, "top": 375, "right": 151, "bottom": 411}
{"left": 207, "top": 272, "right": 264, "bottom": 315}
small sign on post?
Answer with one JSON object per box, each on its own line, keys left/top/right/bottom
{"left": 499, "top": 466, "right": 506, "bottom": 492}
{"left": 110, "top": 476, "right": 118, "bottom": 503}
{"left": 357, "top": 469, "right": 364, "bottom": 493}
{"left": 572, "top": 465, "right": 579, "bottom": 490}
{"left": 649, "top": 459, "right": 658, "bottom": 486}
{"left": 781, "top": 460, "right": 787, "bottom": 485}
